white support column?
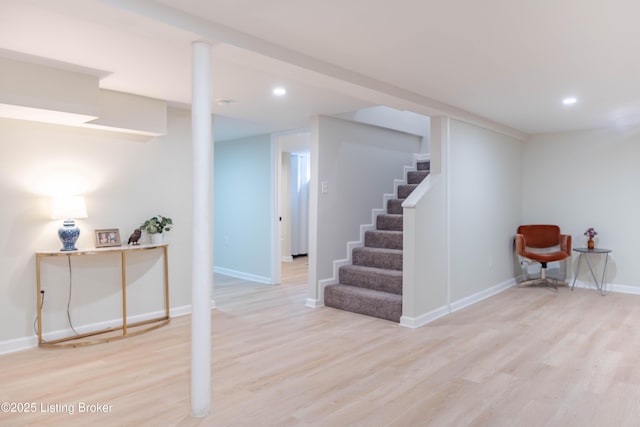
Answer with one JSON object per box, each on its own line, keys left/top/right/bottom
{"left": 191, "top": 40, "right": 213, "bottom": 418}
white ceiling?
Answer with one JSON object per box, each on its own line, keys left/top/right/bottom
{"left": 3, "top": 0, "right": 640, "bottom": 138}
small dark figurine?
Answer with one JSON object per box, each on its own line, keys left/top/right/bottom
{"left": 128, "top": 228, "right": 142, "bottom": 245}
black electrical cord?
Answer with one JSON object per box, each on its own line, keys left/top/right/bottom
{"left": 32, "top": 291, "right": 45, "bottom": 339}
{"left": 67, "top": 256, "right": 79, "bottom": 335}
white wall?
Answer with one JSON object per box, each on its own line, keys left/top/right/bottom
{"left": 0, "top": 107, "right": 194, "bottom": 352}
{"left": 213, "top": 134, "right": 273, "bottom": 283}
{"left": 449, "top": 119, "right": 524, "bottom": 300}
{"left": 335, "top": 106, "right": 430, "bottom": 152}
{"left": 523, "top": 129, "right": 640, "bottom": 288}
{"left": 313, "top": 115, "right": 422, "bottom": 284}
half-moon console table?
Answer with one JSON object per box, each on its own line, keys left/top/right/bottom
{"left": 35, "top": 243, "right": 170, "bottom": 348}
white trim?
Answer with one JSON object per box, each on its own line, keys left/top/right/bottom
{"left": 606, "top": 283, "right": 640, "bottom": 295}
{"left": 282, "top": 255, "right": 294, "bottom": 262}
{"left": 0, "top": 302, "right": 215, "bottom": 355}
{"left": 170, "top": 301, "right": 216, "bottom": 316}
{"left": 570, "top": 280, "right": 640, "bottom": 295}
{"left": 41, "top": 310, "right": 167, "bottom": 342}
{"left": 213, "top": 266, "right": 274, "bottom": 285}
{"left": 307, "top": 117, "right": 320, "bottom": 303}
{"left": 400, "top": 305, "right": 449, "bottom": 328}
{"left": 170, "top": 304, "right": 195, "bottom": 317}
{"left": 401, "top": 277, "right": 516, "bottom": 328}
{"left": 0, "top": 336, "right": 36, "bottom": 355}
{"left": 443, "top": 118, "right": 452, "bottom": 314}
{"left": 271, "top": 128, "right": 310, "bottom": 285}
{"left": 450, "top": 278, "right": 517, "bottom": 313}
{"left": 305, "top": 297, "right": 323, "bottom": 308}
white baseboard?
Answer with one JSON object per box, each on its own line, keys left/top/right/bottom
{"left": 315, "top": 278, "right": 337, "bottom": 306}
{"left": 170, "top": 304, "right": 193, "bottom": 317}
{"left": 608, "top": 283, "right": 640, "bottom": 295}
{"left": 305, "top": 298, "right": 323, "bottom": 308}
{"left": 400, "top": 305, "right": 449, "bottom": 328}
{"left": 214, "top": 266, "right": 273, "bottom": 284}
{"left": 282, "top": 256, "right": 293, "bottom": 262}
{"left": 170, "top": 301, "right": 216, "bottom": 317}
{"left": 0, "top": 336, "right": 37, "bottom": 355}
{"left": 450, "top": 278, "right": 517, "bottom": 313}
{"left": 570, "top": 280, "right": 640, "bottom": 295}
{"left": 401, "top": 277, "right": 516, "bottom": 328}
{"left": 0, "top": 301, "right": 215, "bottom": 355}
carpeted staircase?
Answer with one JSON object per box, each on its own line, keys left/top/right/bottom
{"left": 324, "top": 160, "right": 430, "bottom": 322}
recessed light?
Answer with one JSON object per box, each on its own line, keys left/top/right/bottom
{"left": 272, "top": 87, "right": 287, "bottom": 97}
{"left": 216, "top": 99, "right": 235, "bottom": 106}
{"left": 562, "top": 97, "right": 577, "bottom": 105}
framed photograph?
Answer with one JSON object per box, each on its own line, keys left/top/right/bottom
{"left": 94, "top": 228, "right": 121, "bottom": 248}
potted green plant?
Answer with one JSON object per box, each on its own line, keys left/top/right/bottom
{"left": 141, "top": 215, "right": 173, "bottom": 244}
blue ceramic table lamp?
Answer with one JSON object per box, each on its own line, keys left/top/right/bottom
{"left": 51, "top": 196, "right": 88, "bottom": 251}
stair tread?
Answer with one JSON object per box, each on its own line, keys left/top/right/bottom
{"left": 340, "top": 262, "right": 403, "bottom": 294}
{"left": 366, "top": 229, "right": 403, "bottom": 236}
{"left": 364, "top": 229, "right": 403, "bottom": 250}
{"left": 354, "top": 246, "right": 402, "bottom": 255}
{"left": 327, "top": 283, "right": 401, "bottom": 299}
{"left": 324, "top": 284, "right": 402, "bottom": 322}
{"left": 352, "top": 246, "right": 402, "bottom": 270}
{"left": 340, "top": 264, "right": 403, "bottom": 277}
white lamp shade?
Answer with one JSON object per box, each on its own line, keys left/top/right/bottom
{"left": 51, "top": 196, "right": 88, "bottom": 220}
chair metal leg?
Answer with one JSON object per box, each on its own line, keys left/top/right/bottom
{"left": 518, "top": 265, "right": 566, "bottom": 292}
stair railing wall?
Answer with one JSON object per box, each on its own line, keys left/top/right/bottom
{"left": 401, "top": 116, "right": 450, "bottom": 327}
{"left": 401, "top": 174, "right": 448, "bottom": 326}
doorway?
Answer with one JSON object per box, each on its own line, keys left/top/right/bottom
{"left": 274, "top": 130, "right": 311, "bottom": 285}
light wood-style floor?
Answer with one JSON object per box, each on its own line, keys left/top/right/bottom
{"left": 3, "top": 257, "right": 640, "bottom": 426}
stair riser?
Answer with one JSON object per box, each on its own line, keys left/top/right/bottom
{"left": 417, "top": 161, "right": 430, "bottom": 171}
{"left": 339, "top": 266, "right": 402, "bottom": 294}
{"left": 365, "top": 230, "right": 403, "bottom": 250}
{"left": 324, "top": 285, "right": 402, "bottom": 323}
{"left": 407, "top": 171, "right": 429, "bottom": 185}
{"left": 353, "top": 249, "right": 402, "bottom": 271}
{"left": 377, "top": 215, "right": 403, "bottom": 231}
{"left": 387, "top": 199, "right": 403, "bottom": 215}
{"left": 398, "top": 185, "right": 417, "bottom": 199}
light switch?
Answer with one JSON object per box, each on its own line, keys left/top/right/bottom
{"left": 321, "top": 181, "right": 329, "bottom": 194}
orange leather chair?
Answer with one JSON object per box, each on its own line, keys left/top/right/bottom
{"left": 515, "top": 225, "right": 572, "bottom": 290}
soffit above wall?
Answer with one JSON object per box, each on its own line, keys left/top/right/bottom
{"left": 0, "top": 55, "right": 167, "bottom": 137}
